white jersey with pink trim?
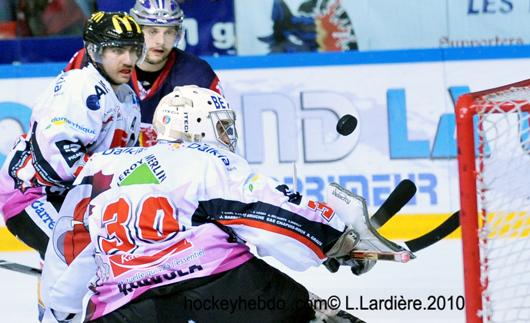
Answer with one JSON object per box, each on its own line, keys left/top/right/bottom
{"left": 0, "top": 64, "right": 140, "bottom": 220}
{"left": 42, "top": 142, "right": 348, "bottom": 320}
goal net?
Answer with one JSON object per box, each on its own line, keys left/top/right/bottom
{"left": 455, "top": 80, "right": 530, "bottom": 323}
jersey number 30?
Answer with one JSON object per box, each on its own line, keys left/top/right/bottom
{"left": 98, "top": 196, "right": 179, "bottom": 254}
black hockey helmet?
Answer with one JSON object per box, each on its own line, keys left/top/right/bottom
{"left": 83, "top": 11, "right": 144, "bottom": 49}
{"left": 83, "top": 12, "right": 145, "bottom": 85}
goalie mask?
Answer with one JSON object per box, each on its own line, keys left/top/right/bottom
{"left": 153, "top": 86, "right": 238, "bottom": 152}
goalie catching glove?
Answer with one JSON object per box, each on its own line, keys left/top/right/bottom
{"left": 323, "top": 183, "right": 415, "bottom": 275}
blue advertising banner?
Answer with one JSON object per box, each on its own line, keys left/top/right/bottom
{"left": 181, "top": 0, "right": 236, "bottom": 56}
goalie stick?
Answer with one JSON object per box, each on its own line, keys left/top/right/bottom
{"left": 0, "top": 259, "right": 41, "bottom": 277}
{"left": 404, "top": 210, "right": 460, "bottom": 252}
{"left": 358, "top": 210, "right": 460, "bottom": 260}
{"left": 369, "top": 179, "right": 417, "bottom": 229}
{"left": 345, "top": 208, "right": 460, "bottom": 262}
{"left": 332, "top": 179, "right": 457, "bottom": 262}
{"left": 361, "top": 178, "right": 459, "bottom": 256}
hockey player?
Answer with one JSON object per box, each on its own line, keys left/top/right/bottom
{"left": 0, "top": 11, "right": 144, "bottom": 260}
{"left": 41, "top": 86, "right": 382, "bottom": 322}
{"left": 0, "top": 12, "right": 144, "bottom": 320}
{"left": 65, "top": 0, "right": 222, "bottom": 147}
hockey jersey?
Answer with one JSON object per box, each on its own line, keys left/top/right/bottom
{"left": 65, "top": 48, "right": 222, "bottom": 147}
{"left": 0, "top": 64, "right": 141, "bottom": 221}
{"left": 42, "top": 142, "right": 346, "bottom": 320}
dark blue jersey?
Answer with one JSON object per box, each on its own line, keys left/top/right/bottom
{"left": 130, "top": 48, "right": 221, "bottom": 124}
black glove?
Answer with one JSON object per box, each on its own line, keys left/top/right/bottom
{"left": 324, "top": 227, "right": 376, "bottom": 276}
{"left": 323, "top": 256, "right": 375, "bottom": 276}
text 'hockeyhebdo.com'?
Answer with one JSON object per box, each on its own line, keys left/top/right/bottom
{"left": 183, "top": 294, "right": 465, "bottom": 313}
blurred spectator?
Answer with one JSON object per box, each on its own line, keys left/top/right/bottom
{"left": 0, "top": 0, "right": 17, "bottom": 38}
{"left": 0, "top": 0, "right": 95, "bottom": 38}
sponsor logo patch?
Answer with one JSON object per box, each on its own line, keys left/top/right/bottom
{"left": 109, "top": 239, "right": 193, "bottom": 278}
{"left": 55, "top": 139, "right": 85, "bottom": 167}
{"left": 30, "top": 200, "right": 56, "bottom": 230}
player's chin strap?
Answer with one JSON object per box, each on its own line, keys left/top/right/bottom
{"left": 323, "top": 183, "right": 416, "bottom": 275}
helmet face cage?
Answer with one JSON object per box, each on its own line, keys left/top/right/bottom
{"left": 153, "top": 86, "right": 238, "bottom": 152}
{"left": 84, "top": 12, "right": 145, "bottom": 64}
{"left": 210, "top": 110, "right": 238, "bottom": 153}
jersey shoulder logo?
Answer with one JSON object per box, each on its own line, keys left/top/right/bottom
{"left": 87, "top": 80, "right": 110, "bottom": 111}
{"left": 86, "top": 94, "right": 100, "bottom": 111}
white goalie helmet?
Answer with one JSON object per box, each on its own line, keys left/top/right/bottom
{"left": 153, "top": 85, "right": 238, "bottom": 152}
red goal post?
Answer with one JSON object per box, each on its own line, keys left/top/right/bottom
{"left": 455, "top": 79, "right": 530, "bottom": 323}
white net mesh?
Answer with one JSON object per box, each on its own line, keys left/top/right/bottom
{"left": 473, "top": 88, "right": 530, "bottom": 322}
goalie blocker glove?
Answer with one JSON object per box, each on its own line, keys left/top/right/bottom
{"left": 324, "top": 227, "right": 376, "bottom": 276}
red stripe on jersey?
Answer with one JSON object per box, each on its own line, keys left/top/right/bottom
{"left": 209, "top": 76, "right": 223, "bottom": 95}
{"left": 73, "top": 166, "right": 84, "bottom": 178}
{"left": 131, "top": 51, "right": 176, "bottom": 100}
{"left": 64, "top": 48, "right": 87, "bottom": 71}
{"left": 15, "top": 154, "right": 33, "bottom": 180}
{"left": 218, "top": 218, "right": 326, "bottom": 259}
{"left": 33, "top": 169, "right": 56, "bottom": 187}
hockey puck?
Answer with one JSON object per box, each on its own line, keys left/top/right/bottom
{"left": 336, "top": 114, "right": 358, "bottom": 136}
